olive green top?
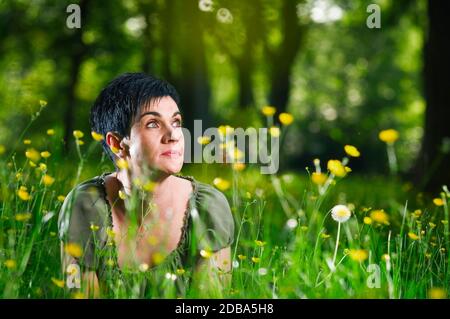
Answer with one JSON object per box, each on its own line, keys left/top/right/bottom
{"left": 57, "top": 173, "right": 234, "bottom": 298}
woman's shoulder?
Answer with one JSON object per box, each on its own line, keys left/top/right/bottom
{"left": 176, "top": 174, "right": 235, "bottom": 252}
{"left": 57, "top": 174, "right": 110, "bottom": 246}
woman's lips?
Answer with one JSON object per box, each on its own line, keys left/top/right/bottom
{"left": 161, "top": 150, "right": 181, "bottom": 157}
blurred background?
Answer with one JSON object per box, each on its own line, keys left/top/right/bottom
{"left": 0, "top": 0, "right": 448, "bottom": 192}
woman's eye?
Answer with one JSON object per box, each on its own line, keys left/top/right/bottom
{"left": 173, "top": 119, "right": 182, "bottom": 127}
{"left": 146, "top": 121, "right": 158, "bottom": 128}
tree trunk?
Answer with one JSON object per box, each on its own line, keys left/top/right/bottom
{"left": 412, "top": 0, "right": 450, "bottom": 192}
{"left": 177, "top": 0, "right": 211, "bottom": 133}
{"left": 63, "top": 0, "right": 90, "bottom": 153}
{"left": 268, "top": 0, "right": 305, "bottom": 124}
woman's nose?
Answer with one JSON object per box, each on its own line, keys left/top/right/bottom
{"left": 163, "top": 126, "right": 181, "bottom": 143}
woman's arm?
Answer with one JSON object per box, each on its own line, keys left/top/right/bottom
{"left": 60, "top": 242, "right": 101, "bottom": 298}
{"left": 194, "top": 246, "right": 232, "bottom": 296}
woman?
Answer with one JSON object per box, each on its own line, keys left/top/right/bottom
{"left": 58, "top": 73, "right": 235, "bottom": 298}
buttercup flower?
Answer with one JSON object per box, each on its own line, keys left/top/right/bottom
{"left": 91, "top": 131, "right": 104, "bottom": 141}
{"left": 370, "top": 209, "right": 390, "bottom": 225}
{"left": 279, "top": 112, "right": 294, "bottom": 126}
{"left": 344, "top": 145, "right": 360, "bottom": 157}
{"left": 348, "top": 249, "right": 369, "bottom": 262}
{"left": 327, "top": 159, "right": 347, "bottom": 177}
{"left": 433, "top": 198, "right": 444, "bottom": 206}
{"left": 261, "top": 106, "right": 276, "bottom": 116}
{"left": 311, "top": 172, "right": 327, "bottom": 185}
{"left": 73, "top": 130, "right": 84, "bottom": 139}
{"left": 213, "top": 177, "right": 231, "bottom": 191}
{"left": 379, "top": 129, "right": 399, "bottom": 144}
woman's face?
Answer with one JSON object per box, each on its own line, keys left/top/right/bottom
{"left": 126, "top": 96, "right": 184, "bottom": 176}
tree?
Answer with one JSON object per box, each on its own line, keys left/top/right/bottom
{"left": 412, "top": 0, "right": 450, "bottom": 192}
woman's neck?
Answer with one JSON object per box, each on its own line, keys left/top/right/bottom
{"left": 114, "top": 168, "right": 173, "bottom": 200}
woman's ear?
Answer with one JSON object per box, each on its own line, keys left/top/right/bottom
{"left": 105, "top": 132, "right": 124, "bottom": 156}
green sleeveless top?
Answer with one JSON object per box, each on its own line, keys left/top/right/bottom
{"left": 57, "top": 173, "right": 235, "bottom": 298}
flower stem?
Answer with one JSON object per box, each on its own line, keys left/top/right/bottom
{"left": 386, "top": 143, "right": 398, "bottom": 174}
{"left": 332, "top": 222, "right": 341, "bottom": 267}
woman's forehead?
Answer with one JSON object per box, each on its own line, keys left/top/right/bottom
{"left": 140, "top": 96, "right": 180, "bottom": 115}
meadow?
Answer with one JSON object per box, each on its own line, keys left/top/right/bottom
{"left": 0, "top": 104, "right": 448, "bottom": 299}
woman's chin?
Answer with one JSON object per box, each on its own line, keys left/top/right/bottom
{"left": 159, "top": 163, "right": 183, "bottom": 175}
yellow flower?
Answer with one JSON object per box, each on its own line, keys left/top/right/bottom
{"left": 90, "top": 224, "right": 100, "bottom": 231}
{"left": 40, "top": 151, "right": 51, "bottom": 158}
{"left": 76, "top": 140, "right": 84, "bottom": 146}
{"left": 73, "top": 130, "right": 84, "bottom": 139}
{"left": 116, "top": 158, "right": 129, "bottom": 170}
{"left": 147, "top": 235, "right": 158, "bottom": 246}
{"left": 237, "top": 254, "right": 247, "bottom": 260}
{"left": 320, "top": 233, "right": 331, "bottom": 239}
{"left": 428, "top": 287, "right": 447, "bottom": 299}
{"left": 39, "top": 100, "right": 48, "bottom": 107}
{"left": 441, "top": 220, "right": 448, "bottom": 225}
{"left": 110, "top": 145, "right": 120, "bottom": 154}
{"left": 370, "top": 209, "right": 389, "bottom": 225}
{"left": 91, "top": 131, "right": 104, "bottom": 141}
{"left": 46, "top": 129, "right": 55, "bottom": 136}
{"left": 64, "top": 243, "right": 83, "bottom": 258}
{"left": 0, "top": 144, "right": 5, "bottom": 155}
{"left": 39, "top": 163, "right": 47, "bottom": 171}
{"left": 261, "top": 106, "right": 276, "bottom": 116}
{"left": 413, "top": 209, "right": 422, "bottom": 218}
{"left": 143, "top": 181, "right": 156, "bottom": 192}
{"left": 42, "top": 174, "right": 55, "bottom": 186}
{"left": 25, "top": 148, "right": 41, "bottom": 162}
{"left": 279, "top": 112, "right": 294, "bottom": 126}
{"left": 5, "top": 259, "right": 16, "bottom": 269}
{"left": 327, "top": 159, "right": 347, "bottom": 177}
{"left": 213, "top": 177, "right": 231, "bottom": 191}
{"left": 106, "top": 259, "right": 115, "bottom": 267}
{"left": 197, "top": 136, "right": 211, "bottom": 145}
{"left": 218, "top": 125, "right": 234, "bottom": 137}
{"left": 152, "top": 251, "right": 166, "bottom": 265}
{"left": 72, "top": 292, "right": 85, "bottom": 299}
{"left": 51, "top": 278, "right": 65, "bottom": 288}
{"left": 433, "top": 198, "right": 444, "bottom": 206}
{"left": 251, "top": 257, "right": 260, "bottom": 263}
{"left": 311, "top": 172, "right": 327, "bottom": 185}
{"left": 269, "top": 126, "right": 280, "bottom": 137}
{"left": 429, "top": 222, "right": 436, "bottom": 229}
{"left": 379, "top": 129, "right": 399, "bottom": 144}
{"left": 176, "top": 268, "right": 186, "bottom": 275}
{"left": 17, "top": 189, "right": 31, "bottom": 201}
{"left": 23, "top": 139, "right": 32, "bottom": 145}
{"left": 57, "top": 195, "right": 66, "bottom": 202}
{"left": 408, "top": 232, "right": 419, "bottom": 240}
{"left": 118, "top": 190, "right": 126, "bottom": 200}
{"left": 232, "top": 163, "right": 246, "bottom": 171}
{"left": 200, "top": 249, "right": 212, "bottom": 259}
{"left": 363, "top": 217, "right": 373, "bottom": 225}
{"left": 331, "top": 204, "right": 352, "bottom": 223}
{"left": 348, "top": 249, "right": 368, "bottom": 262}
{"left": 254, "top": 240, "right": 266, "bottom": 247}
{"left": 15, "top": 212, "right": 32, "bottom": 222}
{"left": 344, "top": 145, "right": 360, "bottom": 157}
{"left": 29, "top": 161, "right": 37, "bottom": 167}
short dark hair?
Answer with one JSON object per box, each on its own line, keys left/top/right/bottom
{"left": 90, "top": 72, "right": 180, "bottom": 165}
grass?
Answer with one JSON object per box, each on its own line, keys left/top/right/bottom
{"left": 0, "top": 125, "right": 449, "bottom": 299}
